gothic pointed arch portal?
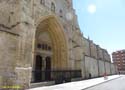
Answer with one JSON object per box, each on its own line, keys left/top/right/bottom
{"left": 34, "top": 15, "right": 68, "bottom": 71}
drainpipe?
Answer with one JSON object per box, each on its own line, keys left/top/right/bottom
{"left": 84, "top": 54, "right": 86, "bottom": 79}
{"left": 88, "top": 37, "right": 92, "bottom": 78}
{"left": 88, "top": 37, "right": 91, "bottom": 57}
{"left": 103, "top": 50, "right": 106, "bottom": 74}
{"left": 96, "top": 46, "right": 100, "bottom": 77}
{"left": 109, "top": 61, "right": 112, "bottom": 75}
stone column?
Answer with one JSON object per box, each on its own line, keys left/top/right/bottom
{"left": 15, "top": 67, "right": 32, "bottom": 89}
{"left": 42, "top": 56, "right": 46, "bottom": 80}
{"left": 42, "top": 56, "right": 46, "bottom": 70}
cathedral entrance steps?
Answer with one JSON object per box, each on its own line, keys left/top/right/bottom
{"left": 30, "top": 81, "right": 55, "bottom": 89}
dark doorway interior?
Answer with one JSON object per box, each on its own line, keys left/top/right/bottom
{"left": 34, "top": 55, "right": 42, "bottom": 82}
{"left": 45, "top": 57, "right": 51, "bottom": 81}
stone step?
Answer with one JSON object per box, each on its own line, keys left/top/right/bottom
{"left": 30, "top": 81, "right": 55, "bottom": 88}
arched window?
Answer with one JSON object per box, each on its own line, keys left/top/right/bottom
{"left": 44, "top": 44, "right": 48, "bottom": 50}
{"left": 41, "top": 43, "right": 52, "bottom": 51}
{"left": 51, "top": 2, "right": 55, "bottom": 12}
{"left": 48, "top": 46, "right": 52, "bottom": 51}
{"left": 40, "top": 0, "right": 45, "bottom": 5}
{"left": 42, "top": 44, "right": 45, "bottom": 50}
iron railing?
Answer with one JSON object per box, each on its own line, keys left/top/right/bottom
{"left": 31, "top": 70, "right": 81, "bottom": 83}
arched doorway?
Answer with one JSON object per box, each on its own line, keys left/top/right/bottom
{"left": 32, "top": 15, "right": 68, "bottom": 82}
{"left": 45, "top": 56, "right": 51, "bottom": 81}
{"left": 34, "top": 55, "right": 52, "bottom": 82}
{"left": 34, "top": 55, "right": 43, "bottom": 82}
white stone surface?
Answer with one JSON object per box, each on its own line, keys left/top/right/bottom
{"left": 99, "top": 60, "right": 105, "bottom": 76}
{"left": 105, "top": 62, "right": 111, "bottom": 75}
{"left": 85, "top": 56, "right": 98, "bottom": 78}
{"left": 28, "top": 75, "right": 121, "bottom": 90}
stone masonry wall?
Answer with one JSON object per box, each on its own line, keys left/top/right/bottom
{"left": 0, "top": 31, "right": 19, "bottom": 86}
{"left": 85, "top": 56, "right": 98, "bottom": 78}
{"left": 0, "top": 0, "right": 34, "bottom": 89}
{"left": 98, "top": 60, "right": 105, "bottom": 76}
{"left": 105, "top": 62, "right": 111, "bottom": 75}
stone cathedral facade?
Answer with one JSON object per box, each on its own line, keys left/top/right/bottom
{"left": 0, "top": 0, "right": 117, "bottom": 89}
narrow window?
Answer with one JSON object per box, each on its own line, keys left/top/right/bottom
{"left": 37, "top": 44, "right": 41, "bottom": 48}
{"left": 59, "top": 9, "right": 63, "bottom": 18}
{"left": 40, "top": 0, "right": 45, "bottom": 5}
{"left": 42, "top": 44, "right": 45, "bottom": 50}
{"left": 51, "top": 2, "right": 55, "bottom": 12}
{"left": 48, "top": 46, "right": 51, "bottom": 51}
{"left": 44, "top": 44, "right": 47, "bottom": 50}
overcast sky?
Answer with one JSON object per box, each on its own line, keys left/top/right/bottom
{"left": 73, "top": 0, "right": 125, "bottom": 54}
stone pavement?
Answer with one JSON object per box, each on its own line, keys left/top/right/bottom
{"left": 28, "top": 75, "right": 122, "bottom": 90}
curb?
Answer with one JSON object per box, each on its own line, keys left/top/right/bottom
{"left": 82, "top": 76, "right": 122, "bottom": 90}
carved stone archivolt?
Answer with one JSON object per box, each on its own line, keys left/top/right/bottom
{"left": 34, "top": 15, "right": 68, "bottom": 70}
